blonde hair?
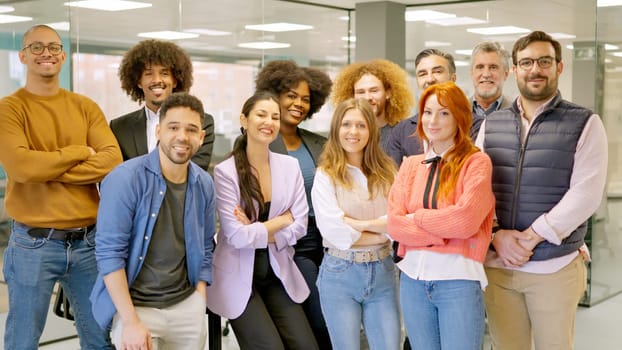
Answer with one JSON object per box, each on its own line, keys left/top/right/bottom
{"left": 319, "top": 98, "right": 396, "bottom": 198}
{"left": 331, "top": 59, "right": 415, "bottom": 126}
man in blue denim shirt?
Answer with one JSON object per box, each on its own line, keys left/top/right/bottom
{"left": 90, "top": 93, "right": 216, "bottom": 349}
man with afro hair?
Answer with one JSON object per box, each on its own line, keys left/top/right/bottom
{"left": 111, "top": 39, "right": 214, "bottom": 170}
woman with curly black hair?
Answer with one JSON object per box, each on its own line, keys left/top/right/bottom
{"left": 256, "top": 60, "right": 333, "bottom": 349}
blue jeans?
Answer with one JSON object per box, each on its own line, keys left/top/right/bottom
{"left": 3, "top": 222, "right": 112, "bottom": 350}
{"left": 317, "top": 254, "right": 400, "bottom": 350}
{"left": 400, "top": 274, "right": 484, "bottom": 350}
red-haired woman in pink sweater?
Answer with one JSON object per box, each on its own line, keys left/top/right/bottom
{"left": 387, "top": 81, "right": 495, "bottom": 350}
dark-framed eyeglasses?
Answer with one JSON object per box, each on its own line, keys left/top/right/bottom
{"left": 517, "top": 56, "right": 556, "bottom": 70}
{"left": 22, "top": 42, "right": 63, "bottom": 56}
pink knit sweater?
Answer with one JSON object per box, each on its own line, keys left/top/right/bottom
{"left": 387, "top": 152, "right": 495, "bottom": 262}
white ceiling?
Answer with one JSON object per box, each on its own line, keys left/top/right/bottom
{"left": 0, "top": 0, "right": 620, "bottom": 69}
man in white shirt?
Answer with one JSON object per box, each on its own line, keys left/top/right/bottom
{"left": 476, "top": 30, "right": 608, "bottom": 350}
{"left": 110, "top": 39, "right": 214, "bottom": 170}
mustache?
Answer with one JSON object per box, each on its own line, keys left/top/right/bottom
{"left": 527, "top": 74, "right": 547, "bottom": 80}
{"left": 149, "top": 82, "right": 167, "bottom": 89}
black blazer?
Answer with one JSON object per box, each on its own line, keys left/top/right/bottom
{"left": 269, "top": 127, "right": 326, "bottom": 164}
{"left": 110, "top": 108, "right": 215, "bottom": 171}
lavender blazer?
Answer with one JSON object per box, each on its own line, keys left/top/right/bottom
{"left": 205, "top": 152, "right": 310, "bottom": 319}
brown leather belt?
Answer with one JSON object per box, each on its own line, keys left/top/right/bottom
{"left": 27, "top": 224, "right": 95, "bottom": 240}
{"left": 326, "top": 244, "right": 392, "bottom": 263}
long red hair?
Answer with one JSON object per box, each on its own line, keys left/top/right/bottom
{"left": 416, "top": 81, "right": 479, "bottom": 200}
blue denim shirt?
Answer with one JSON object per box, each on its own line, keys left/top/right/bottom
{"left": 90, "top": 149, "right": 216, "bottom": 329}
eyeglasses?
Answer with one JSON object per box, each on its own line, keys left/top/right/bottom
{"left": 22, "top": 42, "right": 63, "bottom": 56}
{"left": 517, "top": 56, "right": 556, "bottom": 70}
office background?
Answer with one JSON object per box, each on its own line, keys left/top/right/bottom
{"left": 0, "top": 0, "right": 620, "bottom": 347}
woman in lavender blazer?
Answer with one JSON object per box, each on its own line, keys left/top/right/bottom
{"left": 205, "top": 91, "right": 318, "bottom": 350}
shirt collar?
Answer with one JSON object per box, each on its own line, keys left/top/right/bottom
{"left": 472, "top": 95, "right": 504, "bottom": 117}
{"left": 516, "top": 93, "right": 557, "bottom": 121}
{"left": 145, "top": 106, "right": 159, "bottom": 121}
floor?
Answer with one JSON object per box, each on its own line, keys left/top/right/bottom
{"left": 3, "top": 291, "right": 619, "bottom": 350}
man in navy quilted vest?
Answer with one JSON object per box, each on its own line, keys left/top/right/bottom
{"left": 475, "top": 30, "right": 608, "bottom": 350}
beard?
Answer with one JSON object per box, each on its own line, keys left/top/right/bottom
{"left": 476, "top": 84, "right": 502, "bottom": 100}
{"left": 518, "top": 74, "right": 558, "bottom": 101}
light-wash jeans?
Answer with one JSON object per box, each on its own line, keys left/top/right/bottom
{"left": 3, "top": 221, "right": 112, "bottom": 350}
{"left": 400, "top": 274, "right": 485, "bottom": 350}
{"left": 317, "top": 254, "right": 400, "bottom": 350}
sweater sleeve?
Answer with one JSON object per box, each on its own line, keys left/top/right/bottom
{"left": 387, "top": 156, "right": 447, "bottom": 247}
{"left": 0, "top": 94, "right": 92, "bottom": 183}
{"left": 412, "top": 152, "right": 495, "bottom": 239}
{"left": 53, "top": 97, "right": 122, "bottom": 184}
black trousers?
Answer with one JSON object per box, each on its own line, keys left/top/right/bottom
{"left": 230, "top": 249, "right": 319, "bottom": 350}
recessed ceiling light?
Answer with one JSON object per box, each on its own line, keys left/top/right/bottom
{"left": 405, "top": 10, "right": 455, "bottom": 22}
{"left": 237, "top": 41, "right": 291, "bottom": 49}
{"left": 245, "top": 22, "right": 313, "bottom": 32}
{"left": 236, "top": 59, "right": 261, "bottom": 66}
{"left": 341, "top": 36, "right": 356, "bottom": 42}
{"left": 550, "top": 32, "right": 576, "bottom": 40}
{"left": 339, "top": 16, "right": 350, "bottom": 21}
{"left": 425, "top": 41, "right": 452, "bottom": 47}
{"left": 454, "top": 60, "right": 470, "bottom": 67}
{"left": 467, "top": 26, "right": 530, "bottom": 35}
{"left": 612, "top": 52, "right": 622, "bottom": 57}
{"left": 46, "top": 21, "right": 70, "bottom": 31}
{"left": 0, "top": 14, "right": 32, "bottom": 24}
{"left": 184, "top": 28, "right": 231, "bottom": 36}
{"left": 455, "top": 49, "right": 473, "bottom": 56}
{"left": 427, "top": 16, "right": 486, "bottom": 26}
{"left": 0, "top": 5, "right": 15, "bottom": 13}
{"left": 138, "top": 31, "right": 199, "bottom": 40}
{"left": 597, "top": 0, "right": 622, "bottom": 7}
{"left": 567, "top": 44, "right": 574, "bottom": 50}
{"left": 64, "top": 0, "right": 152, "bottom": 12}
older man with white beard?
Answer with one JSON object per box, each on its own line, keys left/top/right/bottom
{"left": 469, "top": 41, "right": 513, "bottom": 140}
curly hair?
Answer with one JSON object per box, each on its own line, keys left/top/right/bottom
{"left": 319, "top": 98, "right": 396, "bottom": 198}
{"left": 119, "top": 39, "right": 193, "bottom": 103}
{"left": 254, "top": 60, "right": 332, "bottom": 119}
{"left": 331, "top": 59, "right": 414, "bottom": 126}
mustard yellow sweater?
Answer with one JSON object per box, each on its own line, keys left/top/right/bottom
{"left": 0, "top": 88, "right": 122, "bottom": 228}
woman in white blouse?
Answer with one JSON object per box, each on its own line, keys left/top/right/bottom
{"left": 311, "top": 98, "right": 399, "bottom": 350}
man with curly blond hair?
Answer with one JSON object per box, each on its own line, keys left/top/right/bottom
{"left": 111, "top": 39, "right": 214, "bottom": 170}
{"left": 331, "top": 59, "right": 414, "bottom": 154}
